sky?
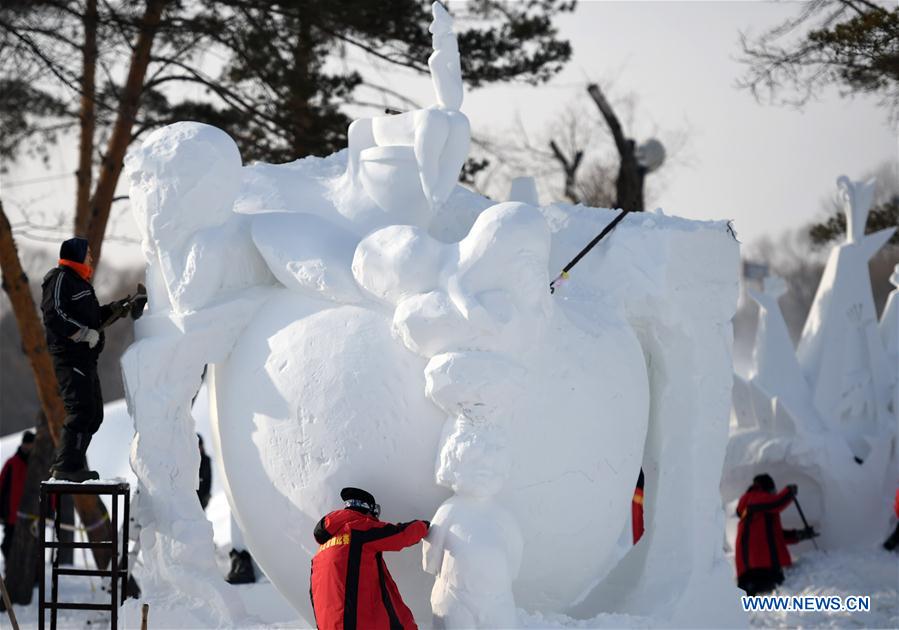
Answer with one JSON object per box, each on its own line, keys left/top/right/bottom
{"left": 1, "top": 1, "right": 896, "bottom": 269}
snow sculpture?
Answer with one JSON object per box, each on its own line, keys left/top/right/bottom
{"left": 722, "top": 176, "right": 898, "bottom": 551}
{"left": 424, "top": 415, "right": 523, "bottom": 629}
{"left": 121, "top": 122, "right": 273, "bottom": 625}
{"left": 508, "top": 176, "right": 539, "bottom": 206}
{"left": 346, "top": 1, "right": 470, "bottom": 225}
{"left": 122, "top": 5, "right": 743, "bottom": 627}
{"left": 882, "top": 265, "right": 899, "bottom": 425}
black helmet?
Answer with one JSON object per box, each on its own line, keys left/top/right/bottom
{"left": 753, "top": 473, "right": 776, "bottom": 493}
{"left": 341, "top": 487, "right": 380, "bottom": 519}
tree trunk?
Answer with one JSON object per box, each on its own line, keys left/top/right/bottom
{"left": 86, "top": 0, "right": 168, "bottom": 265}
{"left": 0, "top": 204, "right": 67, "bottom": 432}
{"left": 586, "top": 82, "right": 644, "bottom": 212}
{"left": 0, "top": 203, "right": 114, "bottom": 604}
{"left": 549, "top": 140, "right": 583, "bottom": 204}
{"left": 616, "top": 146, "right": 645, "bottom": 213}
{"left": 74, "top": 0, "right": 98, "bottom": 237}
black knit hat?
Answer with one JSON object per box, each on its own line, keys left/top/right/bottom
{"left": 341, "top": 487, "right": 380, "bottom": 518}
{"left": 22, "top": 430, "right": 35, "bottom": 444}
{"left": 59, "top": 237, "right": 89, "bottom": 263}
{"left": 753, "top": 473, "right": 776, "bottom": 493}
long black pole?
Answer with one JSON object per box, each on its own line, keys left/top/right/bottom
{"left": 793, "top": 496, "right": 819, "bottom": 550}
{"left": 550, "top": 208, "right": 630, "bottom": 293}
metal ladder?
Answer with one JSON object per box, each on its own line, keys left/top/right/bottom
{"left": 38, "top": 481, "right": 130, "bottom": 630}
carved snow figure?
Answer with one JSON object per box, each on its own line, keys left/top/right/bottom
{"left": 121, "top": 5, "right": 743, "bottom": 627}
{"left": 346, "top": 1, "right": 470, "bottom": 223}
{"left": 424, "top": 416, "right": 523, "bottom": 630}
{"left": 722, "top": 176, "right": 898, "bottom": 552}
{"left": 121, "top": 122, "right": 273, "bottom": 626}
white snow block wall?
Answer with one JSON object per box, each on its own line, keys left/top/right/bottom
{"left": 550, "top": 206, "right": 745, "bottom": 627}
{"left": 120, "top": 5, "right": 743, "bottom": 626}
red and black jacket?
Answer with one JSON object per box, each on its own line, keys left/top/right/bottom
{"left": 735, "top": 485, "right": 801, "bottom": 578}
{"left": 0, "top": 448, "right": 29, "bottom": 525}
{"left": 310, "top": 508, "right": 428, "bottom": 630}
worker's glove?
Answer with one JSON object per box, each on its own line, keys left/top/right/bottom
{"left": 71, "top": 327, "right": 100, "bottom": 348}
{"left": 787, "top": 483, "right": 798, "bottom": 496}
{"left": 109, "top": 298, "right": 130, "bottom": 320}
{"left": 800, "top": 527, "right": 819, "bottom": 540}
{"left": 85, "top": 328, "right": 100, "bottom": 348}
{"left": 130, "top": 284, "right": 148, "bottom": 320}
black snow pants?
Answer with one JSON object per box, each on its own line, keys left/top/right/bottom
{"left": 50, "top": 352, "right": 103, "bottom": 471}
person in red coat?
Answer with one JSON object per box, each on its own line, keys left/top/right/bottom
{"left": 735, "top": 473, "right": 817, "bottom": 595}
{"left": 632, "top": 468, "right": 645, "bottom": 544}
{"left": 0, "top": 431, "right": 35, "bottom": 563}
{"left": 310, "top": 487, "right": 430, "bottom": 630}
{"left": 883, "top": 488, "right": 899, "bottom": 552}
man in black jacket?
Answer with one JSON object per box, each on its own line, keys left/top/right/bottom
{"left": 41, "top": 237, "right": 133, "bottom": 481}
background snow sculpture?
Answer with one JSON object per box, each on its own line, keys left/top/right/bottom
{"left": 123, "top": 6, "right": 743, "bottom": 626}
{"left": 722, "top": 176, "right": 898, "bottom": 552}
{"left": 882, "top": 265, "right": 899, "bottom": 429}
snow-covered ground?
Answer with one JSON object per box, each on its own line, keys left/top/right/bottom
{"left": 3, "top": 412, "right": 897, "bottom": 629}
{"left": 744, "top": 549, "right": 898, "bottom": 629}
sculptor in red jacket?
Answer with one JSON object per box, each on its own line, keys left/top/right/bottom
{"left": 0, "top": 431, "right": 35, "bottom": 562}
{"left": 735, "top": 474, "right": 816, "bottom": 595}
{"left": 310, "top": 487, "right": 429, "bottom": 630}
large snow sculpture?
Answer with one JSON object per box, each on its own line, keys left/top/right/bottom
{"left": 722, "top": 176, "right": 898, "bottom": 551}
{"left": 122, "top": 4, "right": 743, "bottom": 627}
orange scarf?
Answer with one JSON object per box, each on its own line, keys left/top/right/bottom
{"left": 59, "top": 258, "right": 93, "bottom": 282}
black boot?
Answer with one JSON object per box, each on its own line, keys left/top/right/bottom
{"left": 884, "top": 523, "right": 899, "bottom": 552}
{"left": 226, "top": 549, "right": 256, "bottom": 584}
{"left": 50, "top": 429, "right": 98, "bottom": 481}
{"left": 51, "top": 468, "right": 100, "bottom": 482}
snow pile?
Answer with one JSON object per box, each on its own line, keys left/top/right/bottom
{"left": 117, "top": 3, "right": 743, "bottom": 627}
{"left": 745, "top": 549, "right": 898, "bottom": 629}
{"left": 722, "top": 176, "right": 898, "bottom": 551}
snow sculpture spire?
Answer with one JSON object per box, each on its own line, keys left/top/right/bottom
{"left": 344, "top": 1, "right": 470, "bottom": 227}
{"left": 837, "top": 176, "right": 876, "bottom": 244}
{"left": 797, "top": 176, "right": 896, "bottom": 437}
{"left": 429, "top": 1, "right": 463, "bottom": 111}
{"left": 747, "top": 275, "right": 822, "bottom": 433}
